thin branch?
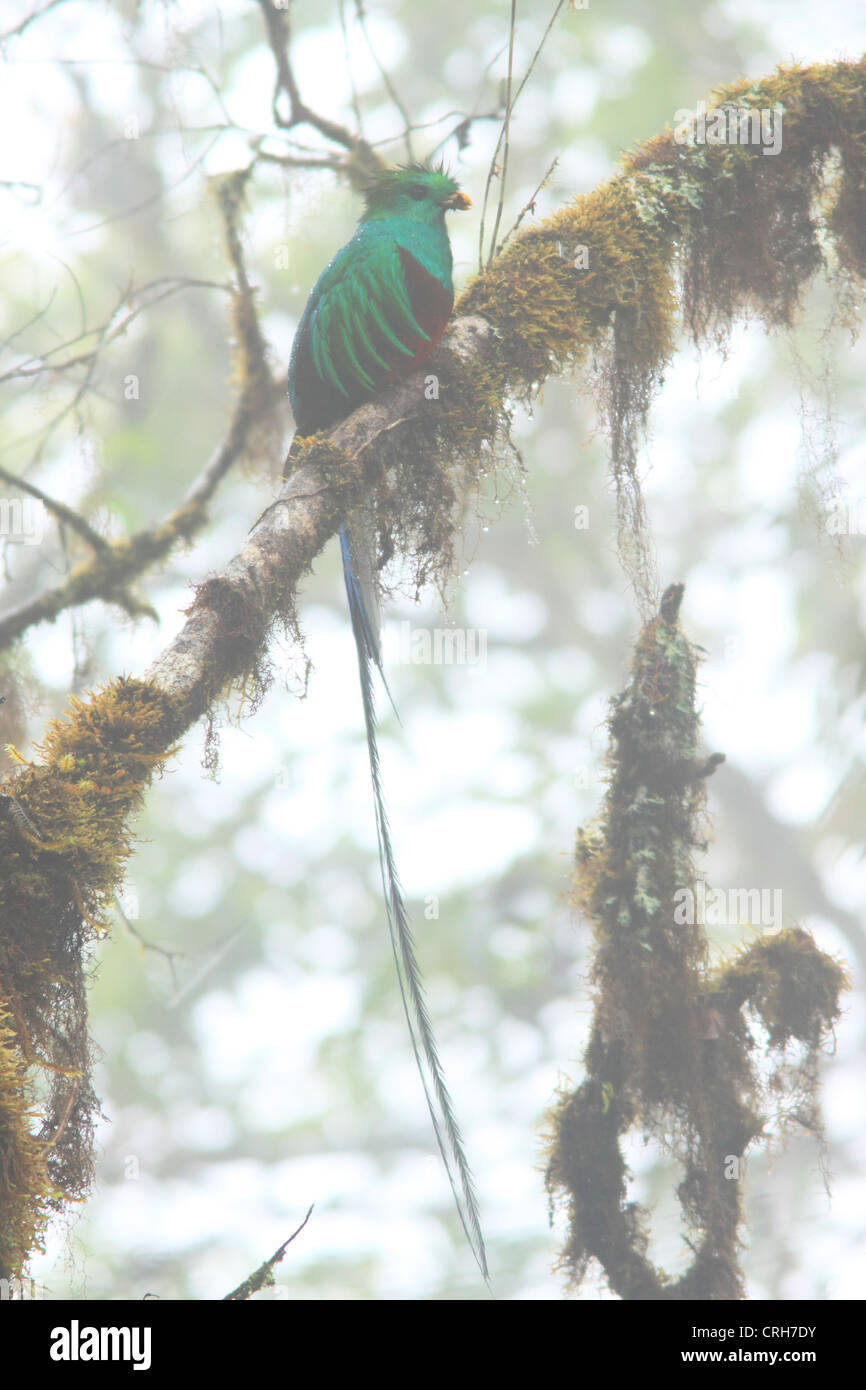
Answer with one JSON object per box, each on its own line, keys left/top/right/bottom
{"left": 339, "top": 0, "right": 365, "bottom": 139}
{"left": 36, "top": 55, "right": 235, "bottom": 125}
{"left": 353, "top": 0, "right": 414, "bottom": 160}
{"left": 0, "top": 372, "right": 276, "bottom": 651}
{"left": 255, "top": 0, "right": 379, "bottom": 172}
{"left": 114, "top": 895, "right": 183, "bottom": 991}
{"left": 427, "top": 108, "right": 505, "bottom": 160}
{"left": 251, "top": 148, "right": 344, "bottom": 174}
{"left": 64, "top": 132, "right": 225, "bottom": 241}
{"left": 2, "top": 278, "right": 232, "bottom": 510}
{"left": 0, "top": 464, "right": 110, "bottom": 554}
{"left": 487, "top": 0, "right": 518, "bottom": 268}
{"left": 0, "top": 0, "right": 68, "bottom": 42}
{"left": 495, "top": 154, "right": 559, "bottom": 254}
{"left": 0, "top": 278, "right": 229, "bottom": 386}
{"left": 478, "top": 0, "right": 567, "bottom": 269}
{"left": 46, "top": 125, "right": 235, "bottom": 215}
{"left": 223, "top": 1206, "right": 314, "bottom": 1301}
{"left": 0, "top": 194, "right": 278, "bottom": 651}
{"left": 164, "top": 929, "right": 244, "bottom": 1011}
{"left": 0, "top": 285, "right": 58, "bottom": 359}
{"left": 508, "top": 0, "right": 569, "bottom": 117}
{"left": 0, "top": 179, "right": 43, "bottom": 203}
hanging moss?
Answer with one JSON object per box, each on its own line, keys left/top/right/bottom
{"left": 545, "top": 587, "right": 847, "bottom": 1300}
{"left": 0, "top": 677, "right": 179, "bottom": 1278}
{"left": 713, "top": 927, "right": 848, "bottom": 1049}
{"left": 461, "top": 58, "right": 866, "bottom": 375}
{"left": 455, "top": 59, "right": 866, "bottom": 605}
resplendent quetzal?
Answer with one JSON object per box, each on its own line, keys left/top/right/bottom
{"left": 287, "top": 163, "right": 488, "bottom": 1278}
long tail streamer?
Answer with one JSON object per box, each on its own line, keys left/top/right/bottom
{"left": 339, "top": 524, "right": 489, "bottom": 1282}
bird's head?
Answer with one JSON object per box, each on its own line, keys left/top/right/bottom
{"left": 361, "top": 162, "right": 471, "bottom": 224}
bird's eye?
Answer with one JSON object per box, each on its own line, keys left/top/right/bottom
{"left": 409, "top": 185, "right": 426, "bottom": 200}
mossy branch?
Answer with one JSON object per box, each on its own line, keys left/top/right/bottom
{"left": 545, "top": 586, "right": 847, "bottom": 1300}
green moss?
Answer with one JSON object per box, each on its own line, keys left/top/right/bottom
{"left": 455, "top": 60, "right": 866, "bottom": 605}
{"left": 545, "top": 588, "right": 846, "bottom": 1299}
{"left": 0, "top": 676, "right": 181, "bottom": 1277}
{"left": 714, "top": 927, "right": 848, "bottom": 1047}
{"left": 0, "top": 1008, "right": 60, "bottom": 1277}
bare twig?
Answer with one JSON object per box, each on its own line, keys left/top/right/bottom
{"left": 164, "top": 929, "right": 244, "bottom": 1011}
{"left": 255, "top": 0, "right": 380, "bottom": 177}
{"left": 43, "top": 55, "right": 235, "bottom": 127}
{"left": 0, "top": 278, "right": 229, "bottom": 386}
{"left": 65, "top": 132, "right": 225, "bottom": 240}
{"left": 0, "top": 179, "right": 43, "bottom": 203}
{"left": 495, "top": 154, "right": 559, "bottom": 253}
{"left": 223, "top": 1206, "right": 314, "bottom": 1301}
{"left": 428, "top": 108, "right": 505, "bottom": 159}
{"left": 353, "top": 0, "right": 414, "bottom": 159}
{"left": 0, "top": 378, "right": 275, "bottom": 651}
{"left": 338, "top": 0, "right": 365, "bottom": 138}
{"left": 0, "top": 0, "right": 68, "bottom": 42}
{"left": 478, "top": 0, "right": 567, "bottom": 269}
{"left": 47, "top": 124, "right": 234, "bottom": 219}
{"left": 252, "top": 148, "right": 345, "bottom": 174}
{"left": 114, "top": 895, "right": 183, "bottom": 991}
{"left": 0, "top": 199, "right": 278, "bottom": 651}
{"left": 486, "top": 0, "right": 518, "bottom": 268}
{"left": 0, "top": 463, "right": 110, "bottom": 554}
{"left": 0, "top": 286, "right": 58, "bottom": 359}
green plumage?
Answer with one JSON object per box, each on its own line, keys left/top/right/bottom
{"left": 289, "top": 164, "right": 469, "bottom": 434}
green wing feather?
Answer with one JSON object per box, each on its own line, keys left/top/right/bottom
{"left": 307, "top": 235, "right": 429, "bottom": 401}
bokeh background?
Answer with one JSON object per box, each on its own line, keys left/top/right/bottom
{"left": 1, "top": 0, "right": 864, "bottom": 1299}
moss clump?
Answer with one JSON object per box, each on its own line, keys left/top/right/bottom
{"left": 0, "top": 676, "right": 179, "bottom": 1278}
{"left": 545, "top": 587, "right": 846, "bottom": 1300}
{"left": 456, "top": 60, "right": 866, "bottom": 607}
{"left": 714, "top": 927, "right": 849, "bottom": 1049}
{"left": 461, "top": 59, "right": 866, "bottom": 377}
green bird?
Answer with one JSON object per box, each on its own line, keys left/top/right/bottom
{"left": 289, "top": 162, "right": 470, "bottom": 433}
{"left": 288, "top": 163, "right": 488, "bottom": 1280}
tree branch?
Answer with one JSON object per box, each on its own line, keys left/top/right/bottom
{"left": 1, "top": 55, "right": 864, "bottom": 1281}
{"left": 0, "top": 181, "right": 278, "bottom": 653}
{"left": 255, "top": 0, "right": 380, "bottom": 172}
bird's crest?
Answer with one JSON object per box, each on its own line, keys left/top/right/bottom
{"left": 361, "top": 161, "right": 470, "bottom": 215}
